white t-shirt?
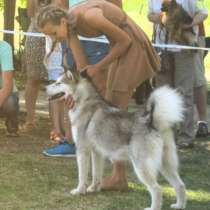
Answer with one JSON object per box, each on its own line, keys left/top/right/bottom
{"left": 45, "top": 37, "right": 64, "bottom": 81}
{"left": 148, "top": 0, "right": 208, "bottom": 50}
{"left": 69, "top": 0, "right": 86, "bottom": 7}
{"left": 0, "top": 41, "right": 17, "bottom": 92}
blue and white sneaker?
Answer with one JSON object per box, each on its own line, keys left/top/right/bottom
{"left": 42, "top": 142, "right": 76, "bottom": 157}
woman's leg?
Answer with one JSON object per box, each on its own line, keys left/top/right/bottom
{"left": 64, "top": 106, "right": 72, "bottom": 141}
{"left": 25, "top": 79, "right": 40, "bottom": 126}
{"left": 101, "top": 90, "right": 131, "bottom": 191}
{"left": 49, "top": 100, "right": 65, "bottom": 141}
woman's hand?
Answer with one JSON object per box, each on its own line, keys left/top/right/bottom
{"left": 57, "top": 94, "right": 75, "bottom": 110}
{"left": 81, "top": 64, "right": 101, "bottom": 78}
{"left": 64, "top": 94, "right": 75, "bottom": 109}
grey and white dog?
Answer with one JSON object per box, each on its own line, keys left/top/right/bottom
{"left": 46, "top": 70, "right": 187, "bottom": 210}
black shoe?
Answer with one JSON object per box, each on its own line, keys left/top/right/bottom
{"left": 196, "top": 122, "right": 209, "bottom": 138}
{"left": 177, "top": 142, "right": 194, "bottom": 149}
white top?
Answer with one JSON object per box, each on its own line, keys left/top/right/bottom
{"left": 148, "top": 0, "right": 208, "bottom": 50}
{"left": 45, "top": 37, "right": 64, "bottom": 81}
{"left": 69, "top": 0, "right": 86, "bottom": 7}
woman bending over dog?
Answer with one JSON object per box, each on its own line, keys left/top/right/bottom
{"left": 37, "top": 0, "right": 160, "bottom": 191}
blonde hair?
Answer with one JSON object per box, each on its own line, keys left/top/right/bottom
{"left": 36, "top": 5, "right": 68, "bottom": 28}
{"left": 37, "top": 5, "right": 69, "bottom": 67}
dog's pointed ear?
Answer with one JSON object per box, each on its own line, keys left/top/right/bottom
{"left": 66, "top": 70, "right": 80, "bottom": 83}
{"left": 65, "top": 70, "right": 73, "bottom": 79}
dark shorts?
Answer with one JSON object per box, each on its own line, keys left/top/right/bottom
{"left": 62, "top": 40, "right": 109, "bottom": 69}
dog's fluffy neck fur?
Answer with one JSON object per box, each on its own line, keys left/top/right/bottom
{"left": 69, "top": 78, "right": 135, "bottom": 135}
{"left": 72, "top": 79, "right": 103, "bottom": 105}
{"left": 72, "top": 78, "right": 120, "bottom": 111}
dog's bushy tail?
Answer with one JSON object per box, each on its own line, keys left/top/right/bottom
{"left": 146, "top": 86, "right": 184, "bottom": 131}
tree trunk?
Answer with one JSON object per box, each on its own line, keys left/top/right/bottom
{"left": 3, "top": 0, "right": 16, "bottom": 48}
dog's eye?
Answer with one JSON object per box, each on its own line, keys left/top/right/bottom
{"left": 48, "top": 80, "right": 55, "bottom": 85}
{"left": 56, "top": 82, "right": 61, "bottom": 86}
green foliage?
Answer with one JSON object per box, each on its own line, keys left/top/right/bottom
{"left": 0, "top": 0, "right": 3, "bottom": 11}
{"left": 17, "top": 0, "right": 27, "bottom": 8}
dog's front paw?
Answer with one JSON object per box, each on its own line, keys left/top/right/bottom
{"left": 70, "top": 186, "right": 86, "bottom": 195}
{"left": 87, "top": 183, "right": 101, "bottom": 193}
{"left": 170, "top": 203, "right": 185, "bottom": 209}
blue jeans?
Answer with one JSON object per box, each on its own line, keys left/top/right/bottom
{"left": 0, "top": 92, "right": 19, "bottom": 133}
{"left": 62, "top": 40, "right": 109, "bottom": 69}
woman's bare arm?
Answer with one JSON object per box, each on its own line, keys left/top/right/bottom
{"left": 68, "top": 34, "right": 89, "bottom": 71}
{"left": 0, "top": 71, "right": 13, "bottom": 107}
{"left": 27, "top": 0, "right": 38, "bottom": 17}
{"left": 107, "top": 0, "right": 122, "bottom": 8}
{"left": 83, "top": 8, "right": 131, "bottom": 71}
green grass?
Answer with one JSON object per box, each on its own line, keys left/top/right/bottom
{"left": 0, "top": 116, "right": 210, "bottom": 210}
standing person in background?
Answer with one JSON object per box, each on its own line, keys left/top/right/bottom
{"left": 37, "top": 0, "right": 160, "bottom": 192}
{"left": 194, "top": 21, "right": 209, "bottom": 138}
{"left": 148, "top": 0, "right": 208, "bottom": 149}
{"left": 24, "top": 0, "right": 51, "bottom": 130}
{"left": 24, "top": 0, "right": 69, "bottom": 132}
{"left": 45, "top": 0, "right": 76, "bottom": 156}
{"left": 0, "top": 41, "right": 19, "bottom": 137}
{"left": 43, "top": 35, "right": 76, "bottom": 157}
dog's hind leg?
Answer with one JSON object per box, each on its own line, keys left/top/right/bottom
{"left": 87, "top": 150, "right": 105, "bottom": 193}
{"left": 71, "top": 148, "right": 91, "bottom": 195}
{"left": 130, "top": 157, "right": 162, "bottom": 210}
{"left": 161, "top": 132, "right": 186, "bottom": 209}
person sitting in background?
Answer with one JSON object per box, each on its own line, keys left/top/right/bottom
{"left": 0, "top": 40, "right": 19, "bottom": 137}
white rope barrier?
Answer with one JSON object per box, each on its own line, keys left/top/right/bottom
{"left": 1, "top": 29, "right": 210, "bottom": 51}
{"left": 153, "top": 43, "right": 210, "bottom": 51}
{"left": 0, "top": 29, "right": 45, "bottom": 37}
{"left": 0, "top": 29, "right": 109, "bottom": 42}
